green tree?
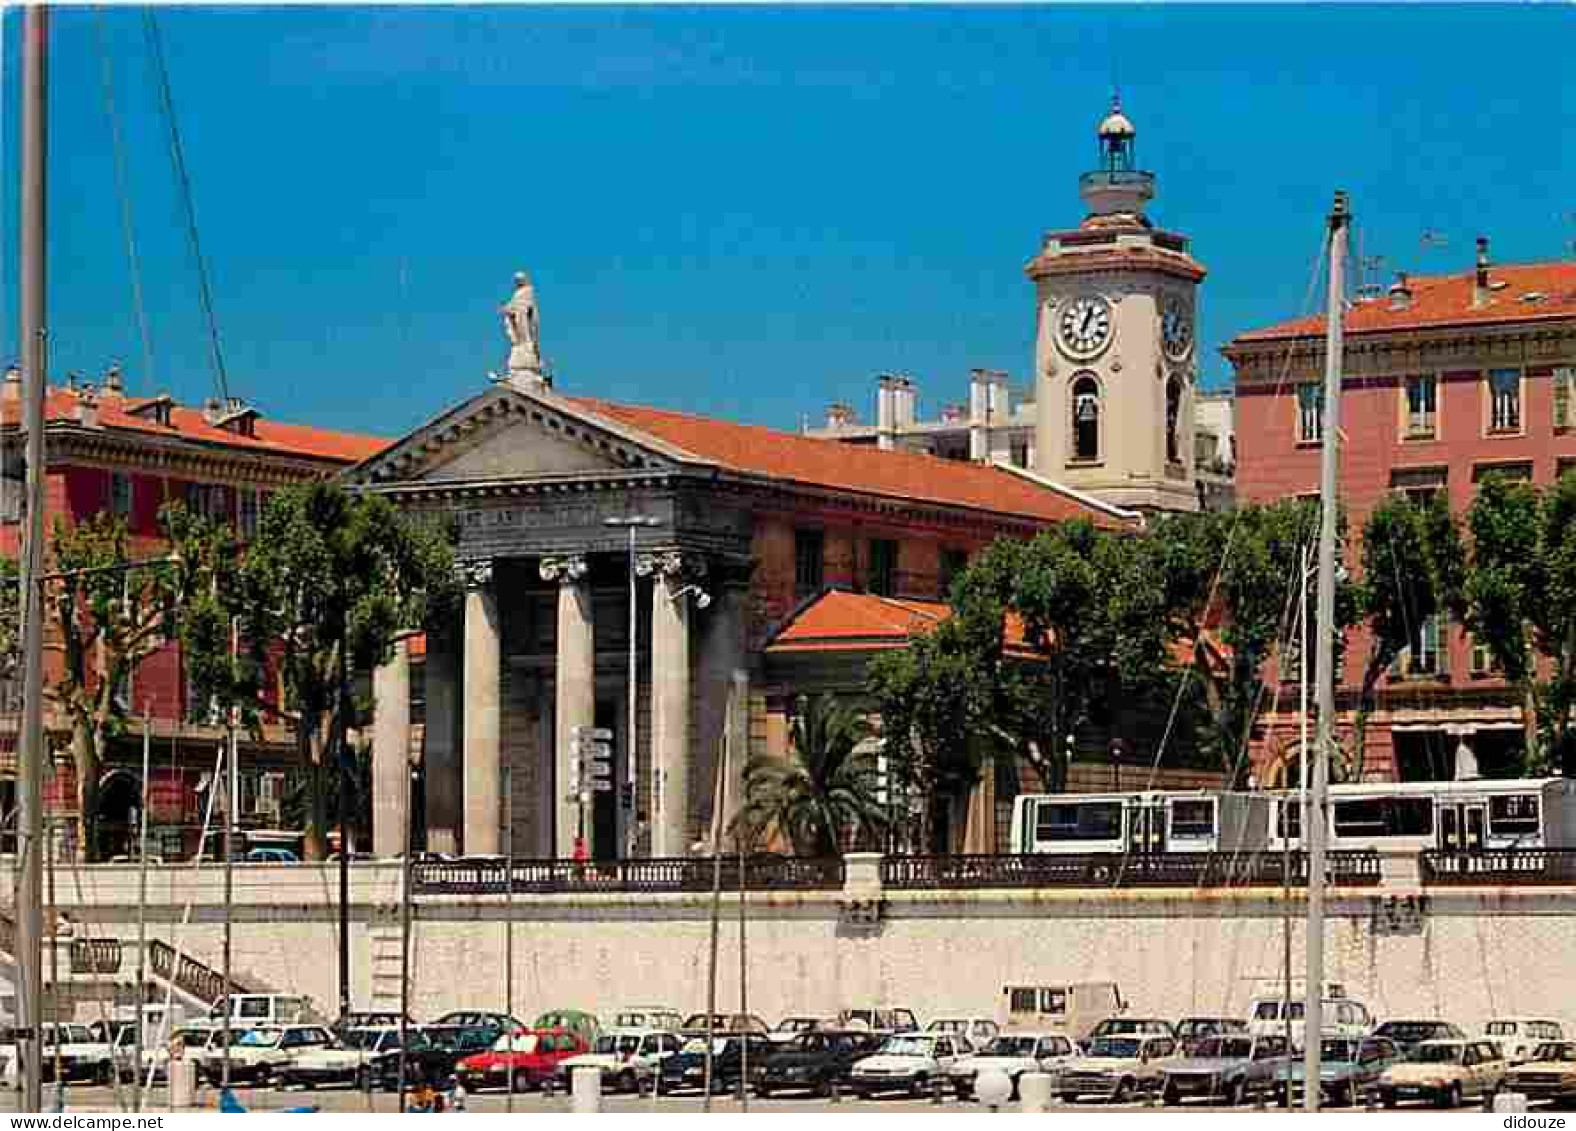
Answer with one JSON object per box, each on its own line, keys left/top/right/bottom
{"left": 45, "top": 507, "right": 227, "bottom": 859}
{"left": 183, "top": 483, "right": 455, "bottom": 859}
{"left": 1462, "top": 474, "right": 1576, "bottom": 775}
{"left": 1352, "top": 493, "right": 1466, "bottom": 778}
{"left": 734, "top": 694, "right": 888, "bottom": 856}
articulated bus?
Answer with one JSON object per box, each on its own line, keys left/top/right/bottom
{"left": 1267, "top": 778, "right": 1576, "bottom": 854}
{"left": 1007, "top": 791, "right": 1272, "bottom": 855}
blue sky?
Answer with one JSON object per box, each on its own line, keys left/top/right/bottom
{"left": 3, "top": 5, "right": 1573, "bottom": 440}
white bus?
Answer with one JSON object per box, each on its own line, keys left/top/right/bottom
{"left": 1008, "top": 791, "right": 1271, "bottom": 855}
{"left": 1267, "top": 778, "right": 1576, "bottom": 853}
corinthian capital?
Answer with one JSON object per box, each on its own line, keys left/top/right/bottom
{"left": 538, "top": 555, "right": 590, "bottom": 584}
{"left": 458, "top": 558, "right": 494, "bottom": 590}
{"left": 635, "top": 549, "right": 707, "bottom": 582}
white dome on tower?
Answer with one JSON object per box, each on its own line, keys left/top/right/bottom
{"left": 1097, "top": 99, "right": 1135, "bottom": 140}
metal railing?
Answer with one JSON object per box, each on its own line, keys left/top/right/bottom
{"left": 881, "top": 850, "right": 1382, "bottom": 890}
{"left": 148, "top": 938, "right": 251, "bottom": 1005}
{"left": 69, "top": 937, "right": 123, "bottom": 975}
{"left": 1419, "top": 848, "right": 1576, "bottom": 886}
{"left": 411, "top": 854, "right": 846, "bottom": 896}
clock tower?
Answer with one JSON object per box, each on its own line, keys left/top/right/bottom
{"left": 1028, "top": 98, "right": 1206, "bottom": 513}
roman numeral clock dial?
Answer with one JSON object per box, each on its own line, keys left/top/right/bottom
{"left": 1056, "top": 295, "right": 1113, "bottom": 359}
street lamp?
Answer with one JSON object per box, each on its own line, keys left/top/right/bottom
{"left": 604, "top": 515, "right": 658, "bottom": 859}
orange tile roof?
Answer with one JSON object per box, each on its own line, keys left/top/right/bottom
{"left": 570, "top": 397, "right": 1126, "bottom": 528}
{"left": 765, "top": 589, "right": 1037, "bottom": 655}
{"left": 0, "top": 386, "right": 387, "bottom": 464}
{"left": 1232, "top": 261, "right": 1576, "bottom": 344}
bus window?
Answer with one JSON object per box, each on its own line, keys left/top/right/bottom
{"left": 1489, "top": 794, "right": 1540, "bottom": 837}
{"left": 1170, "top": 800, "right": 1215, "bottom": 838}
{"left": 1007, "top": 987, "right": 1038, "bottom": 1013}
{"left": 1035, "top": 802, "right": 1122, "bottom": 842}
{"left": 1040, "top": 989, "right": 1067, "bottom": 1015}
{"left": 1332, "top": 797, "right": 1433, "bottom": 839}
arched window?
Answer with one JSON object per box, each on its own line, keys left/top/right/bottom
{"left": 1166, "top": 378, "right": 1183, "bottom": 466}
{"left": 1071, "top": 375, "right": 1101, "bottom": 462}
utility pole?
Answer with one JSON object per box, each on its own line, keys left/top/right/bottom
{"left": 17, "top": 7, "right": 50, "bottom": 1111}
{"left": 134, "top": 717, "right": 150, "bottom": 1113}
{"left": 338, "top": 642, "right": 351, "bottom": 1026}
{"left": 1305, "top": 190, "right": 1349, "bottom": 1114}
{"left": 604, "top": 515, "right": 657, "bottom": 857}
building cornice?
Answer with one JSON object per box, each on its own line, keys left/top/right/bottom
{"left": 24, "top": 423, "right": 351, "bottom": 487}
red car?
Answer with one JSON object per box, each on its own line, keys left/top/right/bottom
{"left": 455, "top": 1028, "right": 589, "bottom": 1092}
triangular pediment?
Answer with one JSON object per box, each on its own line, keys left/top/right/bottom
{"left": 346, "top": 383, "right": 702, "bottom": 487}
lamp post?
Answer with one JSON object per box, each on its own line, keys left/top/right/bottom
{"left": 603, "top": 516, "right": 658, "bottom": 858}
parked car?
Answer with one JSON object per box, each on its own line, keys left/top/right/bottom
{"left": 555, "top": 1028, "right": 685, "bottom": 1094}
{"left": 1486, "top": 1019, "right": 1566, "bottom": 1065}
{"left": 926, "top": 1017, "right": 1000, "bottom": 1046}
{"left": 209, "top": 993, "right": 318, "bottom": 1029}
{"left": 431, "top": 1011, "right": 526, "bottom": 1042}
{"left": 838, "top": 1008, "right": 919, "bottom": 1036}
{"left": 611, "top": 1008, "right": 683, "bottom": 1032}
{"left": 455, "top": 1028, "right": 589, "bottom": 1093}
{"left": 947, "top": 1031, "right": 1078, "bottom": 1100}
{"left": 1503, "top": 1040, "right": 1576, "bottom": 1104}
{"left": 278, "top": 1027, "right": 401, "bottom": 1090}
{"left": 847, "top": 1032, "right": 968, "bottom": 1099}
{"left": 371, "top": 1027, "right": 473, "bottom": 1092}
{"left": 1159, "top": 1033, "right": 1290, "bottom": 1106}
{"left": 116, "top": 1023, "right": 231, "bottom": 1085}
{"left": 1372, "top": 1019, "right": 1468, "bottom": 1057}
{"left": 40, "top": 1022, "right": 115, "bottom": 1084}
{"left": 655, "top": 1033, "right": 775, "bottom": 1095}
{"left": 754, "top": 1030, "right": 884, "bottom": 1098}
{"left": 680, "top": 1013, "right": 769, "bottom": 1036}
{"left": 333, "top": 1011, "right": 412, "bottom": 1038}
{"left": 1058, "top": 1034, "right": 1180, "bottom": 1103}
{"left": 244, "top": 847, "right": 299, "bottom": 863}
{"left": 1376, "top": 1038, "right": 1507, "bottom": 1109}
{"left": 1274, "top": 1036, "right": 1402, "bottom": 1107}
{"left": 767, "top": 1017, "right": 825, "bottom": 1045}
{"left": 1174, "top": 1017, "right": 1248, "bottom": 1055}
{"left": 532, "top": 1010, "right": 600, "bottom": 1045}
{"left": 1087, "top": 1017, "right": 1176, "bottom": 1044}
{"left": 1248, "top": 997, "right": 1372, "bottom": 1050}
{"left": 207, "top": 1024, "right": 335, "bottom": 1086}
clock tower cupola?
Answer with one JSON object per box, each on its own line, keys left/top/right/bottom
{"left": 1027, "top": 96, "right": 1207, "bottom": 513}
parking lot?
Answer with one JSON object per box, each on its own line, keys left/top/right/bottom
{"left": 31, "top": 1083, "right": 1505, "bottom": 1115}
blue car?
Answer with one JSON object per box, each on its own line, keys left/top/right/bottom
{"left": 1275, "top": 1036, "right": 1402, "bottom": 1107}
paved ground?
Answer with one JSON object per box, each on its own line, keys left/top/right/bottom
{"left": 25, "top": 1083, "right": 1504, "bottom": 1114}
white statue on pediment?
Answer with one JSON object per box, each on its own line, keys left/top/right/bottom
{"left": 501, "top": 271, "right": 542, "bottom": 376}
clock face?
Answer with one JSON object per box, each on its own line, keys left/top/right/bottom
{"left": 1057, "top": 296, "right": 1113, "bottom": 358}
{"left": 1162, "top": 298, "right": 1193, "bottom": 360}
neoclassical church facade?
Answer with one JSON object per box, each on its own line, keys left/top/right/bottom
{"left": 355, "top": 100, "right": 1216, "bottom": 861}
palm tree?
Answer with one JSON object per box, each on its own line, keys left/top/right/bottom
{"left": 735, "top": 694, "right": 891, "bottom": 856}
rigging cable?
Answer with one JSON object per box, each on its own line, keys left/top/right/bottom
{"left": 143, "top": 10, "right": 230, "bottom": 405}
{"left": 94, "top": 12, "right": 157, "bottom": 394}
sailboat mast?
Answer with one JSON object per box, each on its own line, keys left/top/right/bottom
{"left": 1304, "top": 189, "right": 1349, "bottom": 1113}
{"left": 17, "top": 5, "right": 49, "bottom": 1113}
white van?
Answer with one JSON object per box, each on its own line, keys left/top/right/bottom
{"left": 1485, "top": 1018, "right": 1565, "bottom": 1065}
{"left": 1003, "top": 982, "right": 1124, "bottom": 1044}
{"left": 208, "top": 993, "right": 319, "bottom": 1028}
{"left": 1247, "top": 996, "right": 1371, "bottom": 1050}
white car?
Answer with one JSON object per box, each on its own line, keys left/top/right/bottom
{"left": 1484, "top": 1018, "right": 1565, "bottom": 1065}
{"left": 211, "top": 1024, "right": 335, "bottom": 1086}
{"left": 554, "top": 1028, "right": 684, "bottom": 1093}
{"left": 948, "top": 1031, "right": 1077, "bottom": 1099}
{"left": 927, "top": 1017, "right": 1001, "bottom": 1046}
{"left": 42, "top": 1022, "right": 114, "bottom": 1085}
{"left": 769, "top": 1017, "right": 825, "bottom": 1044}
{"left": 848, "top": 1033, "right": 969, "bottom": 1098}
{"left": 278, "top": 1027, "right": 399, "bottom": 1089}
{"left": 1248, "top": 998, "right": 1371, "bottom": 1050}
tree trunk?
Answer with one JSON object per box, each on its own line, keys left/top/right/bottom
{"left": 302, "top": 720, "right": 331, "bottom": 861}
{"left": 1523, "top": 683, "right": 1542, "bottom": 775}
{"left": 72, "top": 721, "right": 100, "bottom": 864}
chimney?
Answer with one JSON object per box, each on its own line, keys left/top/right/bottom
{"left": 1473, "top": 236, "right": 1491, "bottom": 309}
{"left": 202, "top": 396, "right": 222, "bottom": 424}
{"left": 824, "top": 401, "right": 855, "bottom": 430}
{"left": 890, "top": 376, "right": 917, "bottom": 428}
{"left": 2, "top": 364, "right": 20, "bottom": 403}
{"left": 940, "top": 403, "right": 967, "bottom": 424}
{"left": 968, "top": 369, "right": 990, "bottom": 460}
{"left": 876, "top": 375, "right": 897, "bottom": 450}
{"left": 1388, "top": 271, "right": 1413, "bottom": 312}
{"left": 101, "top": 362, "right": 125, "bottom": 401}
{"left": 75, "top": 384, "right": 100, "bottom": 429}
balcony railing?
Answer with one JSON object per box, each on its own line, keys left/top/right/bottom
{"left": 69, "top": 937, "right": 123, "bottom": 975}
{"left": 411, "top": 854, "right": 846, "bottom": 897}
{"left": 148, "top": 939, "right": 253, "bottom": 1005}
{"left": 1419, "top": 849, "right": 1576, "bottom": 886}
{"left": 881, "top": 851, "right": 1382, "bottom": 891}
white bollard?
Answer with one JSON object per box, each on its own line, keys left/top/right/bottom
{"left": 1493, "top": 1091, "right": 1528, "bottom": 1114}
{"left": 572, "top": 1066, "right": 602, "bottom": 1114}
{"left": 169, "top": 1059, "right": 195, "bottom": 1111}
{"left": 1018, "top": 1072, "right": 1054, "bottom": 1113}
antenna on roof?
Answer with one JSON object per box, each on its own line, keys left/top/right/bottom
{"left": 1356, "top": 256, "right": 1386, "bottom": 302}
{"left": 1420, "top": 229, "right": 1449, "bottom": 255}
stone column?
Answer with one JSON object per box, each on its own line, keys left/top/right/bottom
{"left": 462, "top": 559, "right": 501, "bottom": 857}
{"left": 423, "top": 625, "right": 462, "bottom": 856}
{"left": 541, "top": 555, "right": 594, "bottom": 858}
{"left": 371, "top": 638, "right": 411, "bottom": 858}
{"left": 639, "top": 551, "right": 703, "bottom": 857}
